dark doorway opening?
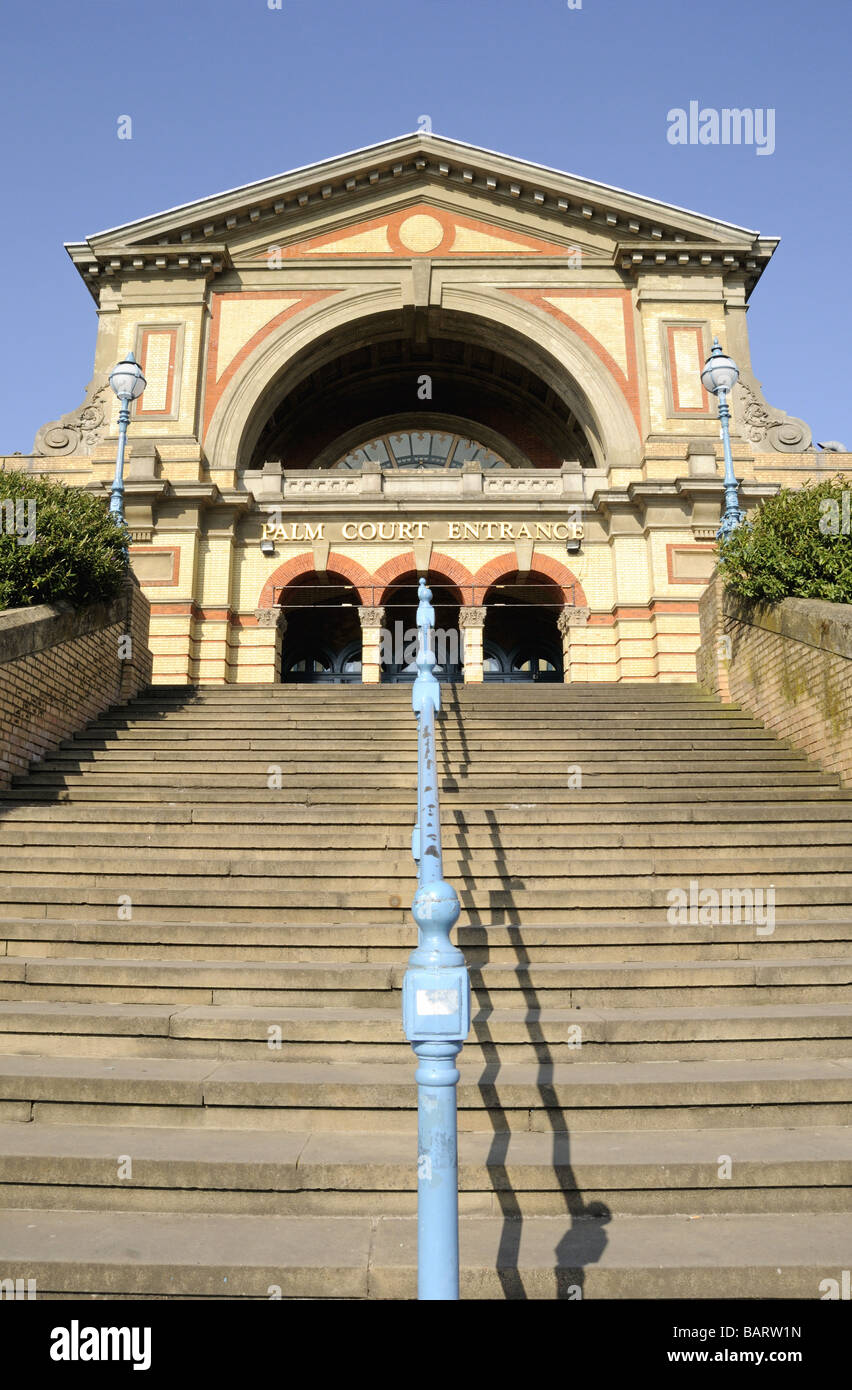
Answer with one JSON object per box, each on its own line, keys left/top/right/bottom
{"left": 379, "top": 578, "right": 462, "bottom": 684}
{"left": 279, "top": 577, "right": 363, "bottom": 684}
{"left": 482, "top": 574, "right": 564, "bottom": 682}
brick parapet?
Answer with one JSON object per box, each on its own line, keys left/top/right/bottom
{"left": 697, "top": 571, "right": 852, "bottom": 786}
{"left": 0, "top": 574, "right": 152, "bottom": 790}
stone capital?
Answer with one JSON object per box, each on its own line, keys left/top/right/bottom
{"left": 458, "top": 606, "right": 487, "bottom": 629}
{"left": 557, "top": 605, "right": 591, "bottom": 635}
{"left": 255, "top": 606, "right": 287, "bottom": 631}
{"left": 358, "top": 606, "right": 385, "bottom": 628}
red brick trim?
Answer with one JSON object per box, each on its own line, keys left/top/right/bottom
{"left": 203, "top": 289, "right": 339, "bottom": 441}
{"left": 504, "top": 287, "right": 641, "bottom": 436}
{"left": 251, "top": 202, "right": 578, "bottom": 260}
{"left": 471, "top": 552, "right": 588, "bottom": 608}
{"left": 149, "top": 602, "right": 196, "bottom": 617}
{"left": 665, "top": 323, "right": 711, "bottom": 415}
{"left": 258, "top": 550, "right": 374, "bottom": 608}
{"left": 588, "top": 599, "right": 700, "bottom": 627}
{"left": 135, "top": 327, "right": 178, "bottom": 418}
{"left": 372, "top": 552, "right": 475, "bottom": 605}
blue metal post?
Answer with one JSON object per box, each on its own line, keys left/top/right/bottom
{"left": 108, "top": 351, "right": 146, "bottom": 561}
{"left": 716, "top": 383, "right": 744, "bottom": 541}
{"left": 702, "top": 337, "right": 745, "bottom": 542}
{"left": 402, "top": 578, "right": 471, "bottom": 1300}
{"left": 108, "top": 392, "right": 131, "bottom": 535}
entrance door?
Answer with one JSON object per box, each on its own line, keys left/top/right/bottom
{"left": 280, "top": 597, "right": 363, "bottom": 684}
{"left": 282, "top": 640, "right": 362, "bottom": 684}
{"left": 379, "top": 580, "right": 462, "bottom": 684}
{"left": 483, "top": 641, "right": 563, "bottom": 682}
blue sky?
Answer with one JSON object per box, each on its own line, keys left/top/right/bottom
{"left": 1, "top": 0, "right": 850, "bottom": 452}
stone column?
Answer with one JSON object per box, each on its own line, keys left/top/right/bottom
{"left": 557, "top": 605, "right": 591, "bottom": 683}
{"left": 359, "top": 606, "right": 385, "bottom": 685}
{"left": 249, "top": 607, "right": 287, "bottom": 683}
{"left": 459, "top": 607, "right": 487, "bottom": 683}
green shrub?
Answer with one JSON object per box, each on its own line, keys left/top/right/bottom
{"left": 717, "top": 475, "right": 852, "bottom": 604}
{"left": 0, "top": 469, "right": 127, "bottom": 611}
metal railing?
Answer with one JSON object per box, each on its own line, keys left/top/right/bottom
{"left": 272, "top": 580, "right": 578, "bottom": 609}
{"left": 401, "top": 578, "right": 471, "bottom": 1300}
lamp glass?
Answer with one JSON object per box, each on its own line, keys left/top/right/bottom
{"left": 701, "top": 353, "right": 739, "bottom": 396}
{"left": 109, "top": 357, "right": 147, "bottom": 401}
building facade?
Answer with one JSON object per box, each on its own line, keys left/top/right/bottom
{"left": 15, "top": 133, "right": 846, "bottom": 685}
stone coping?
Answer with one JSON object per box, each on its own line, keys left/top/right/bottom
{"left": 723, "top": 590, "right": 852, "bottom": 663}
{"left": 0, "top": 575, "right": 141, "bottom": 666}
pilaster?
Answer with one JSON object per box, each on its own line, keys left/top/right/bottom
{"left": 359, "top": 606, "right": 386, "bottom": 684}
{"left": 458, "top": 606, "right": 487, "bottom": 683}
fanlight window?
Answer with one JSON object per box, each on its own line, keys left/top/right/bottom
{"left": 334, "top": 432, "right": 509, "bottom": 471}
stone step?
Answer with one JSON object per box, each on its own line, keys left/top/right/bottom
{"left": 6, "top": 936, "right": 850, "bottom": 967}
{"left": 126, "top": 684, "right": 717, "bottom": 699}
{"left": 3, "top": 799, "right": 850, "bottom": 825}
{"left": 1, "top": 1054, "right": 851, "bottom": 1134}
{"left": 87, "top": 703, "right": 765, "bottom": 720}
{"left": 4, "top": 817, "right": 850, "bottom": 850}
{"left": 15, "top": 768, "right": 839, "bottom": 792}
{"left": 3, "top": 917, "right": 851, "bottom": 949}
{"left": 1, "top": 878, "right": 849, "bottom": 908}
{"left": 7, "top": 844, "right": 852, "bottom": 875}
{"left": 0, "top": 1123, "right": 848, "bottom": 1217}
{"left": 4, "top": 846, "right": 851, "bottom": 882}
{"left": 5, "top": 902, "right": 851, "bottom": 928}
{"left": 62, "top": 734, "right": 794, "bottom": 753}
{"left": 3, "top": 914, "right": 849, "bottom": 942}
{"left": 0, "top": 1001, "right": 849, "bottom": 1064}
{"left": 4, "top": 824, "right": 852, "bottom": 852}
{"left": 35, "top": 754, "right": 819, "bottom": 777}
{"left": 6, "top": 1207, "right": 850, "bottom": 1297}
{"left": 4, "top": 861, "right": 852, "bottom": 895}
{"left": 2, "top": 955, "right": 851, "bottom": 1009}
{"left": 5, "top": 783, "right": 847, "bottom": 805}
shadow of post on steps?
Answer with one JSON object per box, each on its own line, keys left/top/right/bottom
{"left": 439, "top": 690, "right": 611, "bottom": 1298}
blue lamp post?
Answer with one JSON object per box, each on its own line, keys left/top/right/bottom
{"left": 403, "top": 578, "right": 470, "bottom": 1300}
{"left": 108, "top": 352, "right": 147, "bottom": 549}
{"left": 701, "top": 337, "right": 743, "bottom": 541}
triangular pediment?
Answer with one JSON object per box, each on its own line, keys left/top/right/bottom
{"left": 67, "top": 133, "right": 777, "bottom": 295}
{"left": 244, "top": 199, "right": 588, "bottom": 260}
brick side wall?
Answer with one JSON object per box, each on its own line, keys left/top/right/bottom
{"left": 697, "top": 571, "right": 852, "bottom": 786}
{"left": 0, "top": 575, "right": 152, "bottom": 790}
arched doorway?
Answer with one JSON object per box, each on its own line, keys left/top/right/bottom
{"left": 481, "top": 572, "right": 565, "bottom": 682}
{"left": 277, "top": 573, "right": 363, "bottom": 684}
{"left": 378, "top": 571, "right": 463, "bottom": 683}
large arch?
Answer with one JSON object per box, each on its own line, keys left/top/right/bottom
{"left": 471, "top": 552, "right": 589, "bottom": 608}
{"left": 372, "top": 551, "right": 475, "bottom": 605}
{"left": 257, "top": 550, "right": 374, "bottom": 608}
{"left": 204, "top": 289, "right": 642, "bottom": 474}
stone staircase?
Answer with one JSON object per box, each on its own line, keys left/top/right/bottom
{"left": 0, "top": 682, "right": 850, "bottom": 1299}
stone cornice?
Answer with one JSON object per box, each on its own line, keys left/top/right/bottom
{"left": 66, "top": 243, "right": 233, "bottom": 303}
{"left": 68, "top": 134, "right": 772, "bottom": 290}
{"left": 616, "top": 239, "right": 773, "bottom": 295}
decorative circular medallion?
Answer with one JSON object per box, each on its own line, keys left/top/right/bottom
{"left": 397, "top": 214, "right": 445, "bottom": 253}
